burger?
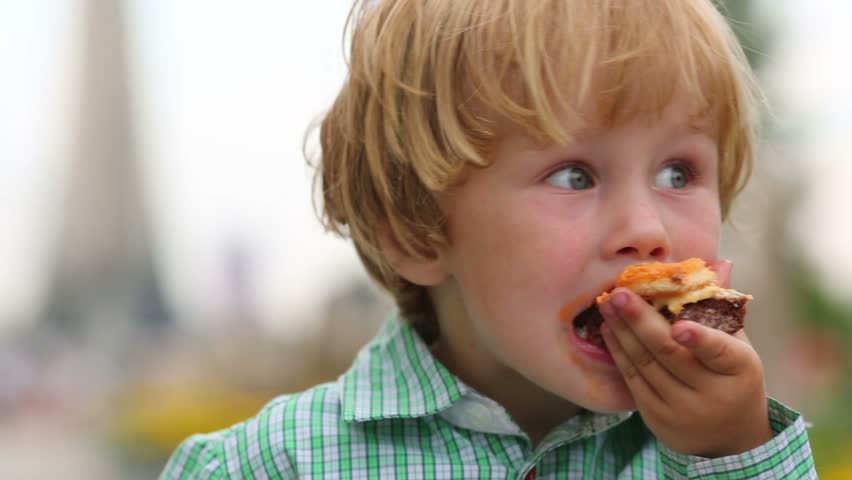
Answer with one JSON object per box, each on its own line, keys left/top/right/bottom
{"left": 572, "top": 258, "right": 752, "bottom": 347}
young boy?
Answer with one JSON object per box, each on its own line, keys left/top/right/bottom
{"left": 161, "top": 0, "right": 816, "bottom": 478}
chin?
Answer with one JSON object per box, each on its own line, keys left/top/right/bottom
{"left": 571, "top": 377, "right": 637, "bottom": 414}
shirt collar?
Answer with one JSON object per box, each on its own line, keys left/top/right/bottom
{"left": 339, "top": 313, "right": 471, "bottom": 422}
{"left": 338, "top": 313, "right": 632, "bottom": 440}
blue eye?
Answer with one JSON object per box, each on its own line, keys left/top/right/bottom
{"left": 655, "top": 164, "right": 691, "bottom": 189}
{"left": 546, "top": 165, "right": 594, "bottom": 190}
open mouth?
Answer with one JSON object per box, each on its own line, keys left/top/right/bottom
{"left": 572, "top": 302, "right": 606, "bottom": 348}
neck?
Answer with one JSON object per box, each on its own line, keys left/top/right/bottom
{"left": 429, "top": 282, "right": 581, "bottom": 446}
{"left": 428, "top": 286, "right": 582, "bottom": 446}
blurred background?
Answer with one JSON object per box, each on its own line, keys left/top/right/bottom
{"left": 0, "top": 1, "right": 849, "bottom": 478}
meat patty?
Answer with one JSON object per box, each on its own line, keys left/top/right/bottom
{"left": 661, "top": 298, "right": 747, "bottom": 334}
{"left": 573, "top": 297, "right": 747, "bottom": 345}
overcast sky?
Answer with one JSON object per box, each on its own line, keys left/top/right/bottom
{"left": 0, "top": 1, "right": 850, "bottom": 336}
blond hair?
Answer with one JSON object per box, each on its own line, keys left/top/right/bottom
{"left": 313, "top": 0, "right": 762, "bottom": 321}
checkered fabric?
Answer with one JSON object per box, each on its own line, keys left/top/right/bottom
{"left": 161, "top": 315, "right": 816, "bottom": 479}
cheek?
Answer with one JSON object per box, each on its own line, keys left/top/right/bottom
{"left": 669, "top": 193, "right": 722, "bottom": 255}
{"left": 452, "top": 209, "right": 592, "bottom": 309}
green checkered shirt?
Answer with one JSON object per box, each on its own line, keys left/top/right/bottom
{"left": 161, "top": 314, "right": 816, "bottom": 479}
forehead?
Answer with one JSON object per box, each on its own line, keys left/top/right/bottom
{"left": 491, "top": 85, "right": 721, "bottom": 151}
{"left": 576, "top": 90, "right": 720, "bottom": 141}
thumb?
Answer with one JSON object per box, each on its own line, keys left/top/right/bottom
{"left": 671, "top": 321, "right": 752, "bottom": 375}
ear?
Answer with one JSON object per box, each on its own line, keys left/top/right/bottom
{"left": 378, "top": 228, "right": 449, "bottom": 286}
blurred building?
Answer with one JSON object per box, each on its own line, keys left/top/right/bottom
{"left": 39, "top": 0, "right": 171, "bottom": 359}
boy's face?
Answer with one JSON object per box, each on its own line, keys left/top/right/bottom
{"left": 433, "top": 93, "right": 722, "bottom": 413}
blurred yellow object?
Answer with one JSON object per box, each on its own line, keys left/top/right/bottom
{"left": 108, "top": 382, "right": 274, "bottom": 453}
{"left": 821, "top": 463, "right": 852, "bottom": 480}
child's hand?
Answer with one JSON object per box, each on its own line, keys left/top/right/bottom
{"left": 599, "top": 262, "right": 773, "bottom": 457}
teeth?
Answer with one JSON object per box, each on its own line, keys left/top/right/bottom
{"left": 576, "top": 324, "right": 588, "bottom": 340}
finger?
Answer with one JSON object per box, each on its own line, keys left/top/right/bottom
{"left": 707, "top": 259, "right": 733, "bottom": 288}
{"left": 603, "top": 289, "right": 697, "bottom": 386}
{"left": 670, "top": 320, "right": 756, "bottom": 375}
{"left": 600, "top": 290, "right": 691, "bottom": 396}
{"left": 733, "top": 329, "right": 753, "bottom": 346}
{"left": 600, "top": 321, "right": 665, "bottom": 405}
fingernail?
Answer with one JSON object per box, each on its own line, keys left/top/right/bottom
{"left": 674, "top": 331, "right": 693, "bottom": 345}
{"left": 599, "top": 300, "right": 615, "bottom": 319}
{"left": 612, "top": 291, "right": 629, "bottom": 309}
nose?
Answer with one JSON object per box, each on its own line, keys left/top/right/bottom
{"left": 601, "top": 197, "right": 671, "bottom": 261}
